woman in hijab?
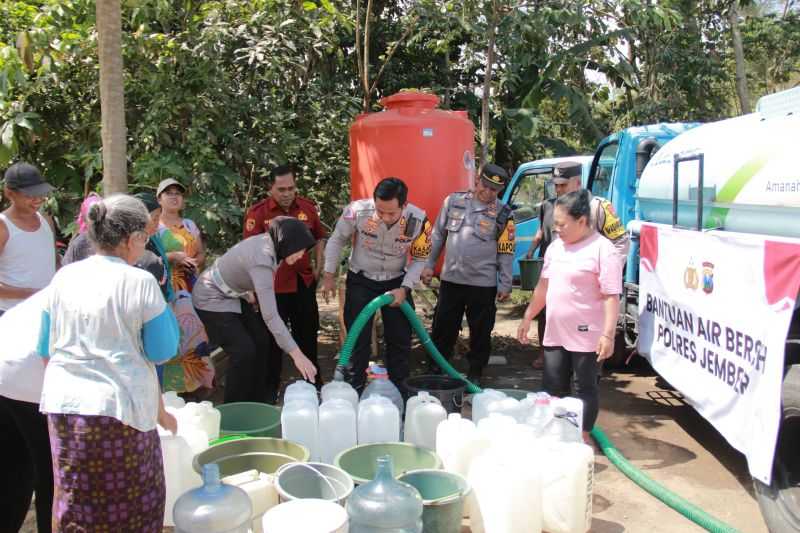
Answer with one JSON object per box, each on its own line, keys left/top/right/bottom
{"left": 193, "top": 216, "right": 318, "bottom": 403}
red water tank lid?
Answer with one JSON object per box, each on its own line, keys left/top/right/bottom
{"left": 379, "top": 91, "right": 440, "bottom": 110}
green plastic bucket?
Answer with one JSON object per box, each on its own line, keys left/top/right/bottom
{"left": 518, "top": 258, "right": 544, "bottom": 290}
{"left": 193, "top": 436, "right": 309, "bottom": 477}
{"left": 334, "top": 443, "right": 442, "bottom": 485}
{"left": 398, "top": 470, "right": 470, "bottom": 533}
{"left": 217, "top": 401, "right": 282, "bottom": 437}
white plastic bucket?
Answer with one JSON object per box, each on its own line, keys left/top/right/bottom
{"left": 262, "top": 498, "right": 348, "bottom": 533}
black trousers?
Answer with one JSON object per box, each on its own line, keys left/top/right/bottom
{"left": 536, "top": 306, "right": 547, "bottom": 357}
{"left": 267, "top": 276, "right": 321, "bottom": 390}
{"left": 430, "top": 280, "right": 497, "bottom": 373}
{"left": 0, "top": 395, "right": 53, "bottom": 533}
{"left": 344, "top": 271, "right": 413, "bottom": 393}
{"left": 197, "top": 303, "right": 272, "bottom": 404}
{"left": 542, "top": 346, "right": 600, "bottom": 431}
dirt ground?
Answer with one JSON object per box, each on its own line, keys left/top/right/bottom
{"left": 22, "top": 291, "right": 768, "bottom": 532}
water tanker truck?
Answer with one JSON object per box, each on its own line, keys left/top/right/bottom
{"left": 588, "top": 87, "right": 800, "bottom": 532}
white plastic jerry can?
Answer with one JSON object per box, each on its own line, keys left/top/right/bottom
{"left": 540, "top": 442, "right": 594, "bottom": 533}
{"left": 319, "top": 399, "right": 357, "bottom": 464}
{"left": 357, "top": 395, "right": 400, "bottom": 444}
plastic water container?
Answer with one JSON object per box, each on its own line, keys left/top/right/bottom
{"left": 525, "top": 396, "right": 554, "bottom": 438}
{"left": 281, "top": 399, "right": 320, "bottom": 461}
{"left": 486, "top": 396, "right": 523, "bottom": 422}
{"left": 435, "top": 414, "right": 478, "bottom": 475}
{"left": 174, "top": 463, "right": 253, "bottom": 533}
{"left": 346, "top": 455, "right": 423, "bottom": 532}
{"left": 555, "top": 397, "right": 584, "bottom": 433}
{"left": 542, "top": 404, "right": 582, "bottom": 444}
{"left": 263, "top": 499, "right": 349, "bottom": 533}
{"left": 223, "top": 469, "right": 279, "bottom": 533}
{"left": 200, "top": 401, "right": 222, "bottom": 441}
{"left": 181, "top": 402, "right": 222, "bottom": 443}
{"left": 404, "top": 392, "right": 447, "bottom": 450}
{"left": 164, "top": 391, "right": 186, "bottom": 409}
{"left": 468, "top": 448, "right": 542, "bottom": 533}
{"left": 541, "top": 442, "right": 594, "bottom": 533}
{"left": 160, "top": 430, "right": 203, "bottom": 527}
{"left": 284, "top": 380, "right": 319, "bottom": 406}
{"left": 319, "top": 399, "right": 357, "bottom": 464}
{"left": 362, "top": 364, "right": 404, "bottom": 416}
{"left": 358, "top": 395, "right": 400, "bottom": 444}
{"left": 471, "top": 389, "right": 505, "bottom": 424}
{"left": 321, "top": 380, "right": 359, "bottom": 412}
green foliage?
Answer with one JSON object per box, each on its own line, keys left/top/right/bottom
{"left": 1, "top": 0, "right": 797, "bottom": 249}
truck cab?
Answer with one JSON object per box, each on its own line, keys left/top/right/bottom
{"left": 501, "top": 156, "right": 593, "bottom": 280}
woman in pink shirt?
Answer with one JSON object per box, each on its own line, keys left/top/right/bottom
{"left": 517, "top": 189, "right": 622, "bottom": 441}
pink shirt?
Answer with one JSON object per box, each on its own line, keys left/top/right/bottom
{"left": 541, "top": 232, "right": 623, "bottom": 352}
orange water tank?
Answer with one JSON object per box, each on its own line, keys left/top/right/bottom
{"left": 349, "top": 91, "right": 475, "bottom": 222}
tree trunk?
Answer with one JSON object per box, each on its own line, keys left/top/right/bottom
{"left": 480, "top": 0, "right": 497, "bottom": 167}
{"left": 729, "top": 3, "right": 750, "bottom": 114}
{"left": 96, "top": 0, "right": 127, "bottom": 194}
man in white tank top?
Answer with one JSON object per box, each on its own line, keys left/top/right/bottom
{"left": 0, "top": 162, "right": 57, "bottom": 314}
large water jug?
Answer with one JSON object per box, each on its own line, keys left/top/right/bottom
{"left": 224, "top": 469, "right": 279, "bottom": 533}
{"left": 321, "top": 380, "right": 359, "bottom": 412}
{"left": 404, "top": 394, "right": 447, "bottom": 450}
{"left": 485, "top": 395, "right": 523, "bottom": 422}
{"left": 200, "top": 401, "right": 222, "bottom": 441}
{"left": 281, "top": 399, "right": 320, "bottom": 461}
{"left": 284, "top": 379, "right": 319, "bottom": 406}
{"left": 160, "top": 429, "right": 203, "bottom": 527}
{"left": 319, "top": 399, "right": 357, "bottom": 464}
{"left": 542, "top": 404, "right": 582, "bottom": 444}
{"left": 541, "top": 442, "right": 594, "bottom": 533}
{"left": 358, "top": 395, "right": 400, "bottom": 444}
{"left": 471, "top": 389, "right": 505, "bottom": 424}
{"left": 361, "top": 364, "right": 404, "bottom": 416}
{"left": 346, "top": 455, "right": 423, "bottom": 532}
{"left": 164, "top": 391, "right": 186, "bottom": 409}
{"left": 403, "top": 391, "right": 440, "bottom": 444}
{"left": 181, "top": 402, "right": 221, "bottom": 443}
{"left": 468, "top": 447, "right": 542, "bottom": 533}
{"left": 435, "top": 413, "right": 478, "bottom": 477}
{"left": 525, "top": 396, "right": 554, "bottom": 438}
{"left": 174, "top": 463, "right": 253, "bottom": 533}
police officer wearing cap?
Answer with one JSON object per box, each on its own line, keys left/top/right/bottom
{"left": 322, "top": 177, "right": 431, "bottom": 393}
{"left": 421, "top": 163, "right": 515, "bottom": 383}
{"left": 525, "top": 160, "right": 629, "bottom": 368}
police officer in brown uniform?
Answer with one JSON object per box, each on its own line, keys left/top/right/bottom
{"left": 525, "top": 160, "right": 628, "bottom": 368}
{"left": 322, "top": 177, "right": 431, "bottom": 393}
{"left": 243, "top": 164, "right": 327, "bottom": 395}
{"left": 421, "top": 163, "right": 515, "bottom": 383}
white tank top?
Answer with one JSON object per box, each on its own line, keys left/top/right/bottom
{"left": 0, "top": 212, "right": 56, "bottom": 310}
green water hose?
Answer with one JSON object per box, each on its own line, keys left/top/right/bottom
{"left": 334, "top": 292, "right": 481, "bottom": 394}
{"left": 592, "top": 427, "right": 739, "bottom": 533}
{"left": 335, "top": 292, "right": 740, "bottom": 533}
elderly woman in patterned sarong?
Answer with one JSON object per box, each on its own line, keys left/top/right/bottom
{"left": 37, "top": 194, "right": 180, "bottom": 531}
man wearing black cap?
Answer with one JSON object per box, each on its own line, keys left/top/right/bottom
{"left": 525, "top": 160, "right": 629, "bottom": 368}
{"left": 0, "top": 162, "right": 57, "bottom": 315}
{"left": 421, "top": 163, "right": 515, "bottom": 383}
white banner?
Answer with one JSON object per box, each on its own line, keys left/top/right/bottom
{"left": 638, "top": 223, "right": 800, "bottom": 484}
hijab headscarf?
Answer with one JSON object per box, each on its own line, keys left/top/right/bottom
{"left": 267, "top": 216, "right": 316, "bottom": 262}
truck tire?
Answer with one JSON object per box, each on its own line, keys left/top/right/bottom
{"left": 754, "top": 363, "right": 800, "bottom": 532}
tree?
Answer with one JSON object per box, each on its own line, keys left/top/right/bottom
{"left": 96, "top": 0, "right": 127, "bottom": 194}
{"left": 730, "top": 2, "right": 752, "bottom": 112}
